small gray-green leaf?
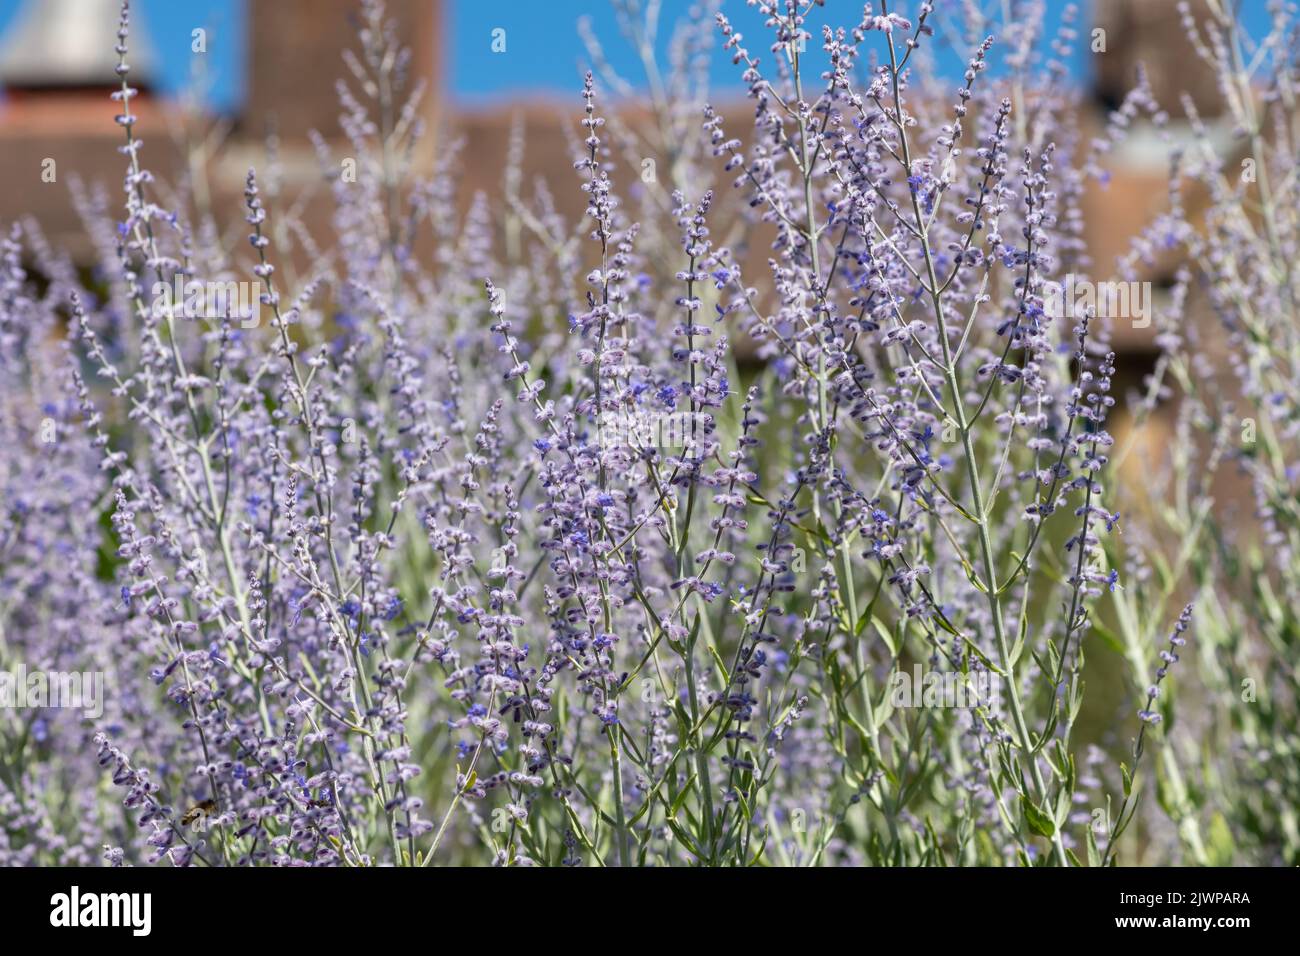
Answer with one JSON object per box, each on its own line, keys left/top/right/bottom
{"left": 1021, "top": 795, "right": 1056, "bottom": 838}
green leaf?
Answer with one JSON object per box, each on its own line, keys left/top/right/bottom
{"left": 664, "top": 817, "right": 704, "bottom": 860}
{"left": 669, "top": 776, "right": 697, "bottom": 817}
{"left": 707, "top": 644, "right": 730, "bottom": 683}
{"left": 870, "top": 616, "right": 898, "bottom": 656}
{"left": 961, "top": 557, "right": 988, "bottom": 593}
{"left": 1054, "top": 786, "right": 1074, "bottom": 829}
{"left": 1021, "top": 795, "right": 1056, "bottom": 838}
{"left": 925, "top": 818, "right": 948, "bottom": 866}
{"left": 1010, "top": 612, "right": 1028, "bottom": 668}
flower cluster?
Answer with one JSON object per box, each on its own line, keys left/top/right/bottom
{"left": 0, "top": 0, "right": 1293, "bottom": 868}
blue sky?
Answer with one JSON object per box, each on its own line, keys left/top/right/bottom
{"left": 0, "top": 0, "right": 242, "bottom": 107}
{"left": 0, "top": 1, "right": 1278, "bottom": 113}
{"left": 448, "top": 0, "right": 1087, "bottom": 101}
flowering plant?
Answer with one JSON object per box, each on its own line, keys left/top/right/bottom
{"left": 0, "top": 0, "right": 1293, "bottom": 867}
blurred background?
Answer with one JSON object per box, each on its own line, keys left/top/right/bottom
{"left": 0, "top": 0, "right": 1254, "bottom": 490}
{"left": 0, "top": 0, "right": 1249, "bottom": 256}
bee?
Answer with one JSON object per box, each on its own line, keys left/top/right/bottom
{"left": 180, "top": 799, "right": 217, "bottom": 829}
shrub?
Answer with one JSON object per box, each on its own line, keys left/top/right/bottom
{"left": 0, "top": 0, "right": 1292, "bottom": 867}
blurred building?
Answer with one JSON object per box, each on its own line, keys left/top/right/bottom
{"left": 0, "top": 0, "right": 444, "bottom": 260}
{"left": 0, "top": 0, "right": 173, "bottom": 254}
{"left": 242, "top": 0, "right": 441, "bottom": 143}
{"left": 0, "top": 0, "right": 1227, "bottom": 358}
